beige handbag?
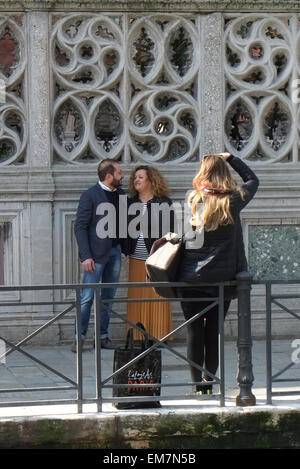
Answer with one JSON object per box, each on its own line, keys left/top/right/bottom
{"left": 145, "top": 233, "right": 183, "bottom": 298}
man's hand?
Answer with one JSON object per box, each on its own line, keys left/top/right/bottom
{"left": 82, "top": 258, "right": 95, "bottom": 273}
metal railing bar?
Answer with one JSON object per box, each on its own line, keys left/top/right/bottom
{"left": 0, "top": 395, "right": 222, "bottom": 408}
{"left": 101, "top": 380, "right": 218, "bottom": 389}
{"left": 0, "top": 336, "right": 78, "bottom": 387}
{"left": 111, "top": 297, "right": 220, "bottom": 303}
{"left": 109, "top": 298, "right": 218, "bottom": 337}
{"left": 271, "top": 299, "right": 300, "bottom": 321}
{"left": 0, "top": 303, "right": 76, "bottom": 361}
{"left": 0, "top": 386, "right": 77, "bottom": 393}
{"left": 265, "top": 281, "right": 300, "bottom": 403}
{"left": 1, "top": 395, "right": 219, "bottom": 408}
{"left": 109, "top": 298, "right": 218, "bottom": 341}
{"left": 75, "top": 287, "right": 83, "bottom": 414}
{"left": 97, "top": 291, "right": 221, "bottom": 304}
{"left": 0, "top": 280, "right": 236, "bottom": 292}
{"left": 102, "top": 301, "right": 220, "bottom": 386}
{"left": 104, "top": 300, "right": 222, "bottom": 392}
{"left": 101, "top": 394, "right": 221, "bottom": 403}
{"left": 0, "top": 399, "right": 83, "bottom": 408}
{"left": 273, "top": 378, "right": 300, "bottom": 383}
{"left": 271, "top": 294, "right": 300, "bottom": 299}
{"left": 0, "top": 301, "right": 75, "bottom": 307}
{"left": 107, "top": 295, "right": 223, "bottom": 387}
{"left": 218, "top": 285, "right": 225, "bottom": 407}
{"left": 110, "top": 297, "right": 218, "bottom": 327}
{"left": 253, "top": 279, "right": 300, "bottom": 285}
{"left": 265, "top": 282, "right": 272, "bottom": 405}
{"left": 94, "top": 285, "right": 102, "bottom": 413}
{"left": 271, "top": 390, "right": 300, "bottom": 396}
{"left": 272, "top": 361, "right": 297, "bottom": 380}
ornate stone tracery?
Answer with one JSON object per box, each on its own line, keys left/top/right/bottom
{"left": 224, "top": 15, "right": 297, "bottom": 162}
{"left": 51, "top": 13, "right": 200, "bottom": 164}
{"left": 0, "top": 11, "right": 300, "bottom": 166}
{"left": 0, "top": 15, "right": 26, "bottom": 165}
{"left": 52, "top": 14, "right": 125, "bottom": 163}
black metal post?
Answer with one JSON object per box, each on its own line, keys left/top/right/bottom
{"left": 265, "top": 282, "right": 272, "bottom": 405}
{"left": 75, "top": 286, "right": 83, "bottom": 413}
{"left": 94, "top": 285, "right": 103, "bottom": 413}
{"left": 218, "top": 284, "right": 225, "bottom": 407}
{"left": 236, "top": 271, "right": 256, "bottom": 406}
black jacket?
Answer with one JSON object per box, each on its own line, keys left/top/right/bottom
{"left": 126, "top": 195, "right": 175, "bottom": 256}
{"left": 177, "top": 155, "right": 259, "bottom": 289}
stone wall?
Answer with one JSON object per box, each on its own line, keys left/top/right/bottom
{"left": 1, "top": 407, "right": 300, "bottom": 448}
{"left": 1, "top": 1, "right": 300, "bottom": 343}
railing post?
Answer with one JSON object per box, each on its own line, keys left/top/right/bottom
{"left": 235, "top": 271, "right": 256, "bottom": 406}
{"left": 265, "top": 282, "right": 273, "bottom": 405}
{"left": 75, "top": 286, "right": 83, "bottom": 413}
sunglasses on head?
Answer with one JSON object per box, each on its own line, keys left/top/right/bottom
{"left": 202, "top": 154, "right": 217, "bottom": 159}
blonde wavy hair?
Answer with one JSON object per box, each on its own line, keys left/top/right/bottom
{"left": 129, "top": 165, "right": 170, "bottom": 198}
{"left": 189, "top": 154, "right": 244, "bottom": 231}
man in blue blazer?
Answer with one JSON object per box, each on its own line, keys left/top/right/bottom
{"left": 72, "top": 159, "right": 126, "bottom": 351}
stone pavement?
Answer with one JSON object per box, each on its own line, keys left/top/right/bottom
{"left": 0, "top": 338, "right": 300, "bottom": 418}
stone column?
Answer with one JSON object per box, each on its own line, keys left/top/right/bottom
{"left": 26, "top": 12, "right": 57, "bottom": 342}
{"left": 200, "top": 13, "right": 224, "bottom": 156}
{"left": 27, "top": 11, "right": 53, "bottom": 282}
{"left": 27, "top": 12, "right": 51, "bottom": 170}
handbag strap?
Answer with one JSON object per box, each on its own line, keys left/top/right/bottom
{"left": 169, "top": 234, "right": 183, "bottom": 245}
{"left": 136, "top": 322, "right": 155, "bottom": 350}
{"left": 135, "top": 322, "right": 146, "bottom": 350}
{"left": 125, "top": 322, "right": 149, "bottom": 351}
{"left": 125, "top": 327, "right": 134, "bottom": 350}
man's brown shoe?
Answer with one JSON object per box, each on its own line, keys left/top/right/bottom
{"left": 101, "top": 338, "right": 115, "bottom": 349}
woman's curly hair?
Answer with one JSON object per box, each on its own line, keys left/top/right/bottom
{"left": 128, "top": 165, "right": 170, "bottom": 198}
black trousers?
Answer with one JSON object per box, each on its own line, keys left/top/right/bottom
{"left": 179, "top": 288, "right": 230, "bottom": 390}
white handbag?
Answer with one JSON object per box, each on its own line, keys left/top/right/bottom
{"left": 145, "top": 233, "right": 183, "bottom": 299}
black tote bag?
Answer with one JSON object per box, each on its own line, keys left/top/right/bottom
{"left": 112, "top": 323, "right": 161, "bottom": 409}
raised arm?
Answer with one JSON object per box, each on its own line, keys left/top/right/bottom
{"left": 220, "top": 153, "right": 259, "bottom": 209}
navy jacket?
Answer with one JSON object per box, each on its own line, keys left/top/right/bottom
{"left": 178, "top": 156, "right": 259, "bottom": 297}
{"left": 74, "top": 183, "right": 127, "bottom": 264}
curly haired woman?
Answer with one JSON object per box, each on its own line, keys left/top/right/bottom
{"left": 126, "top": 165, "right": 175, "bottom": 341}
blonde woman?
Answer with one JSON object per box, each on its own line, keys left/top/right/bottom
{"left": 127, "top": 165, "right": 175, "bottom": 341}
{"left": 177, "top": 153, "right": 259, "bottom": 395}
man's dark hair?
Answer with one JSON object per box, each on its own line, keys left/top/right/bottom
{"left": 97, "top": 159, "right": 116, "bottom": 181}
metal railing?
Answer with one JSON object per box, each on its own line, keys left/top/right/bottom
{"left": 258, "top": 279, "right": 300, "bottom": 405}
{"left": 0, "top": 287, "right": 84, "bottom": 411}
{"left": 0, "top": 277, "right": 254, "bottom": 412}
{"left": 2, "top": 274, "right": 299, "bottom": 411}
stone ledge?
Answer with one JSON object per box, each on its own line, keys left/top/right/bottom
{"left": 1, "top": 405, "right": 300, "bottom": 448}
{"left": 1, "top": 1, "right": 300, "bottom": 13}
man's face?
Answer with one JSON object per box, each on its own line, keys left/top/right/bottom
{"left": 111, "top": 163, "right": 124, "bottom": 188}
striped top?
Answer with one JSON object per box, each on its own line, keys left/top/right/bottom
{"left": 130, "top": 202, "right": 149, "bottom": 261}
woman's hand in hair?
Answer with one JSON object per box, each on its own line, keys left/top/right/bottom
{"left": 218, "top": 152, "right": 231, "bottom": 161}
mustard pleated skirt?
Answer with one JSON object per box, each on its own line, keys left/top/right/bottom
{"left": 127, "top": 257, "right": 173, "bottom": 341}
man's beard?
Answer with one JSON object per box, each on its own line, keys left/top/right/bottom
{"left": 112, "top": 177, "right": 122, "bottom": 188}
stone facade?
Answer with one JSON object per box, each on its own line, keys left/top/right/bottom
{"left": 1, "top": 1, "right": 300, "bottom": 343}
